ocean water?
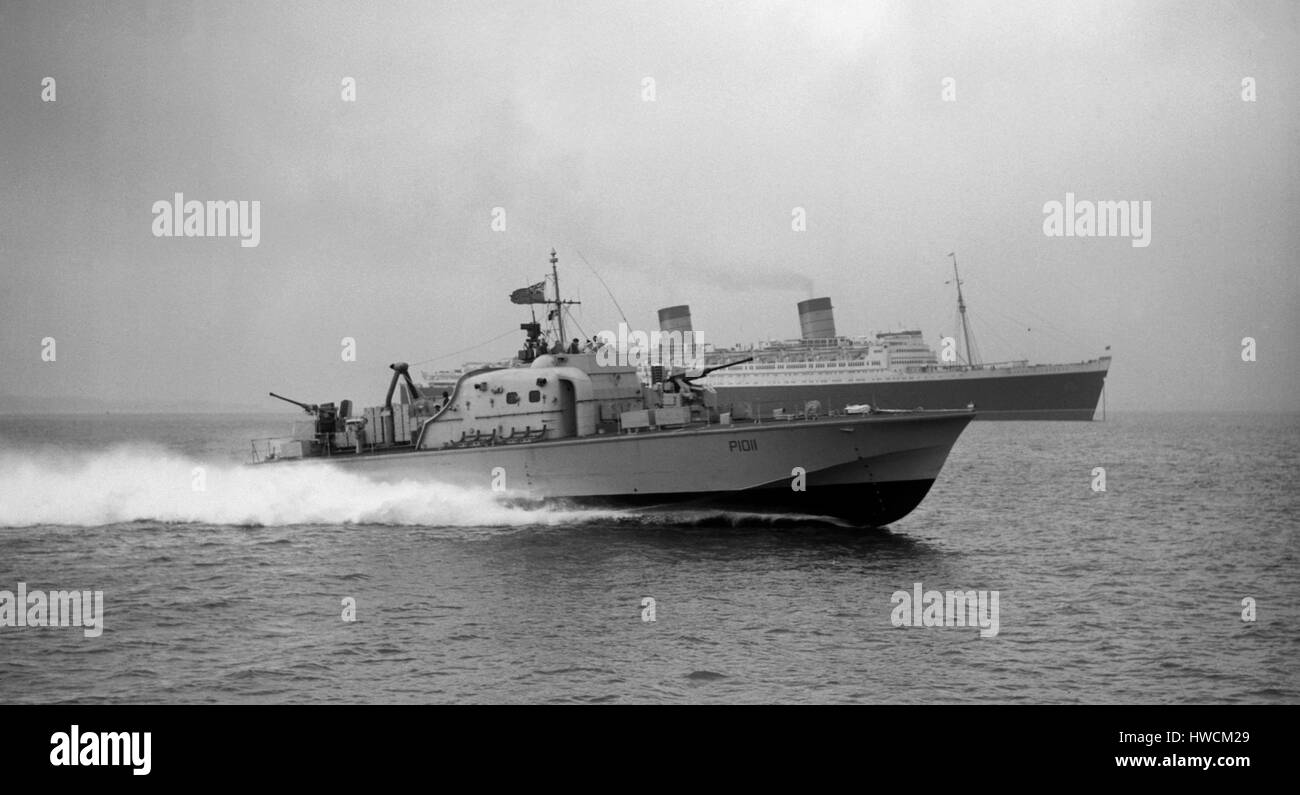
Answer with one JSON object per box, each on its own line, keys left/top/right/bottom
{"left": 0, "top": 411, "right": 1295, "bottom": 704}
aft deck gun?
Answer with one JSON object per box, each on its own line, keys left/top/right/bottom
{"left": 661, "top": 357, "right": 755, "bottom": 419}
{"left": 269, "top": 392, "right": 341, "bottom": 444}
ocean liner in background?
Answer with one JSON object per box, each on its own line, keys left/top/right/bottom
{"left": 682, "top": 256, "right": 1111, "bottom": 421}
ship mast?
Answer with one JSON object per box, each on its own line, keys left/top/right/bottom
{"left": 949, "top": 252, "right": 976, "bottom": 366}
{"left": 551, "top": 248, "right": 565, "bottom": 344}
{"left": 547, "top": 249, "right": 580, "bottom": 347}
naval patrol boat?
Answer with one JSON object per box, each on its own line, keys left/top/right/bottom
{"left": 252, "top": 252, "right": 975, "bottom": 527}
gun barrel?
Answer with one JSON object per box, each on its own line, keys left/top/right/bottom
{"left": 684, "top": 356, "right": 754, "bottom": 383}
{"left": 269, "top": 392, "right": 317, "bottom": 413}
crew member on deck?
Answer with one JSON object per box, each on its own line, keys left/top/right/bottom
{"left": 568, "top": 338, "right": 581, "bottom": 354}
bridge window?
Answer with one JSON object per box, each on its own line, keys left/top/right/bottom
{"left": 528, "top": 390, "right": 541, "bottom": 403}
{"left": 506, "top": 391, "right": 520, "bottom": 405}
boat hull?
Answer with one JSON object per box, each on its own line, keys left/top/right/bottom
{"left": 273, "top": 411, "right": 974, "bottom": 526}
{"left": 564, "top": 479, "right": 940, "bottom": 527}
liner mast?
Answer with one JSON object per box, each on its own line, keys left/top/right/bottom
{"left": 950, "top": 252, "right": 976, "bottom": 366}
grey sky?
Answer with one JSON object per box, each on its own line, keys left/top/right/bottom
{"left": 2, "top": 0, "right": 1297, "bottom": 412}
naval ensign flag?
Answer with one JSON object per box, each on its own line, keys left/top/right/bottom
{"left": 510, "top": 281, "right": 546, "bottom": 304}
